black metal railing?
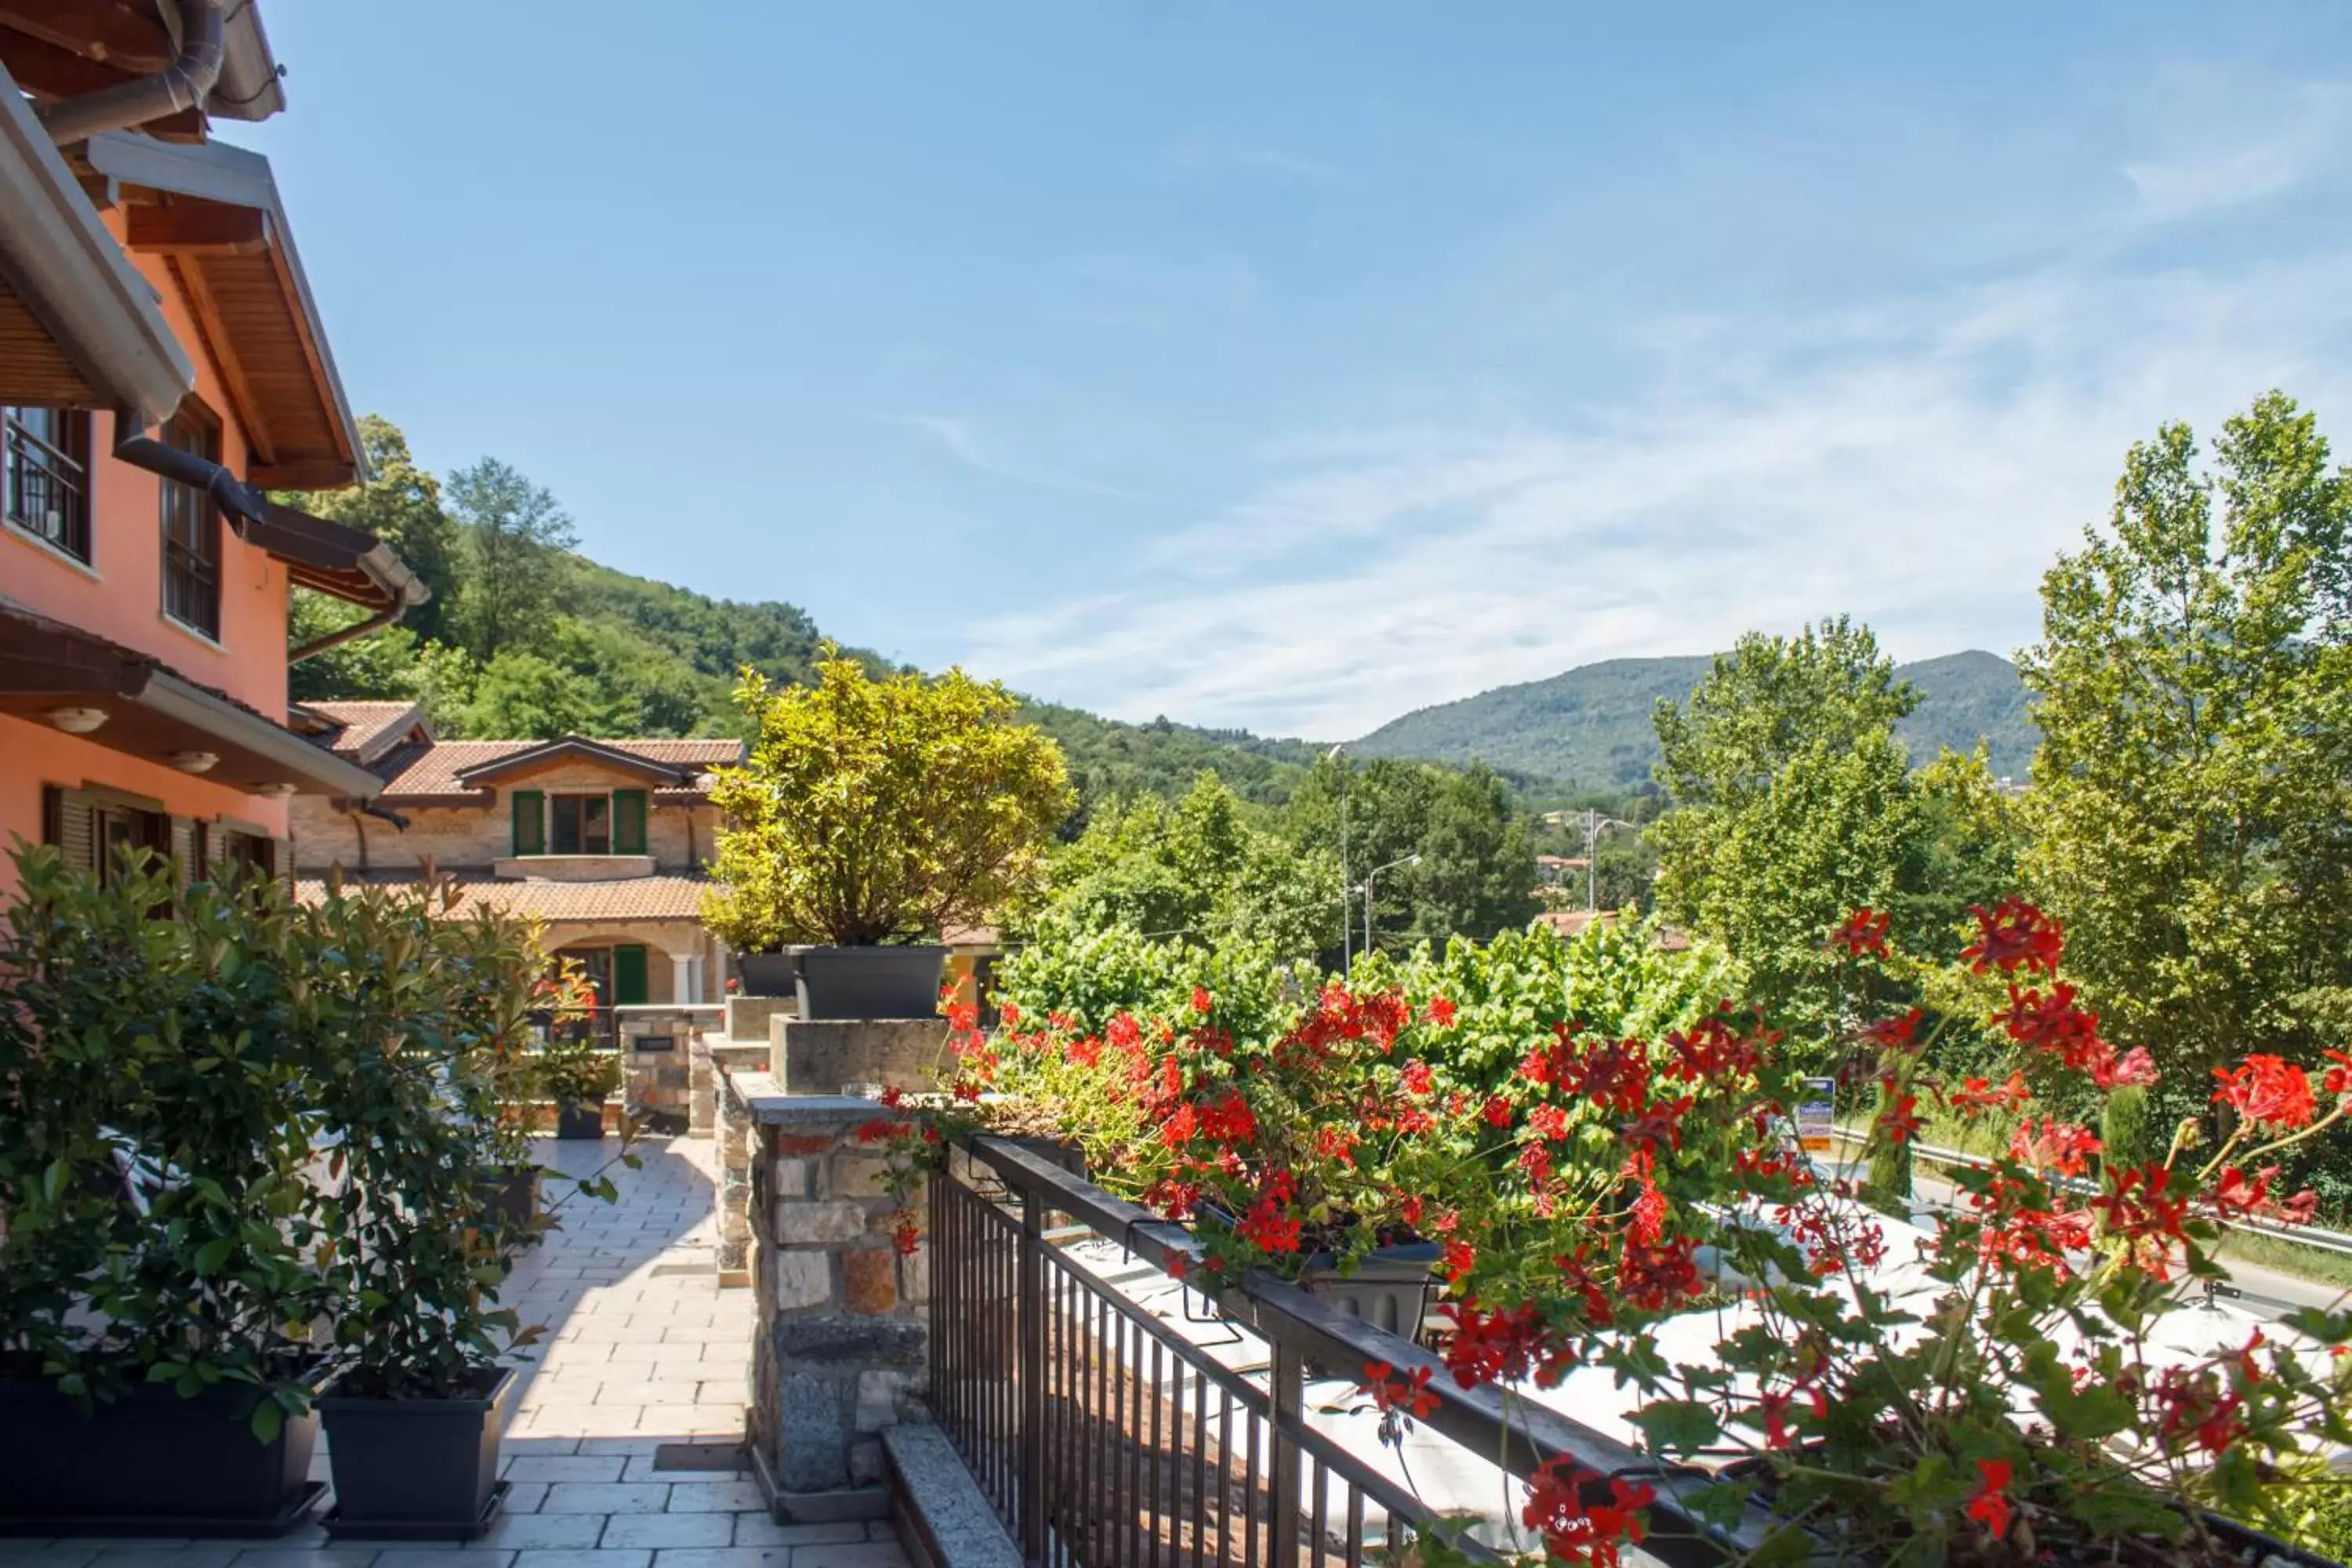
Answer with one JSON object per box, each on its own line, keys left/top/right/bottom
{"left": 934, "top": 1136, "right": 1807, "bottom": 1568}
{"left": 3, "top": 412, "right": 91, "bottom": 562}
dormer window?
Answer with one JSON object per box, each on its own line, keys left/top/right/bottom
{"left": 551, "top": 794, "right": 611, "bottom": 855}
{"left": 509, "top": 787, "right": 648, "bottom": 857}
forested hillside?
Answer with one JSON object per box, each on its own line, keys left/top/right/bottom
{"left": 288, "top": 418, "right": 1327, "bottom": 816}
{"left": 1353, "top": 648, "right": 2038, "bottom": 784}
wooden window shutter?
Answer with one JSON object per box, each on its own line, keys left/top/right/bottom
{"left": 613, "top": 944, "right": 649, "bottom": 1006}
{"left": 613, "top": 789, "right": 648, "bottom": 855}
{"left": 511, "top": 789, "right": 545, "bottom": 855}
{"left": 42, "top": 786, "right": 96, "bottom": 874}
{"left": 171, "top": 818, "right": 201, "bottom": 889}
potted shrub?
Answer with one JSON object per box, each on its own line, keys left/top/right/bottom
{"left": 702, "top": 644, "right": 1071, "bottom": 1019}
{"left": 0, "top": 848, "right": 336, "bottom": 1531}
{"left": 535, "top": 1032, "right": 621, "bottom": 1142}
{"left": 302, "top": 876, "right": 630, "bottom": 1539}
{"left": 1353, "top": 899, "right": 2352, "bottom": 1567}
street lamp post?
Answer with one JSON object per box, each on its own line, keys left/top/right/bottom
{"left": 1363, "top": 853, "right": 1421, "bottom": 957}
{"left": 1581, "top": 808, "right": 1636, "bottom": 913}
{"left": 1326, "top": 744, "right": 1349, "bottom": 970}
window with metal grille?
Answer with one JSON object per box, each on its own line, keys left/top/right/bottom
{"left": 3, "top": 406, "right": 93, "bottom": 563}
{"left": 160, "top": 409, "right": 220, "bottom": 639}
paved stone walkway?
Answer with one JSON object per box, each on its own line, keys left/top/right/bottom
{"left": 1, "top": 1137, "right": 908, "bottom": 1568}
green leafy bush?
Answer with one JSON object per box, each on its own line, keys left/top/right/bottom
{"left": 0, "top": 847, "right": 593, "bottom": 1420}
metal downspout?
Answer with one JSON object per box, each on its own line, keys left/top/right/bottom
{"left": 112, "top": 412, "right": 426, "bottom": 657}
{"left": 36, "top": 0, "right": 227, "bottom": 145}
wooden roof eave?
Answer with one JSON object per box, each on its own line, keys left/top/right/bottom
{"left": 0, "top": 64, "right": 194, "bottom": 424}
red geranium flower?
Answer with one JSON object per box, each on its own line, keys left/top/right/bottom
{"left": 1962, "top": 897, "right": 2065, "bottom": 976}
{"left": 1826, "top": 908, "right": 1891, "bottom": 960}
{"left": 2212, "top": 1054, "right": 2316, "bottom": 1132}
{"left": 1522, "top": 1458, "right": 1653, "bottom": 1568}
{"left": 1965, "top": 1458, "right": 2013, "bottom": 1535}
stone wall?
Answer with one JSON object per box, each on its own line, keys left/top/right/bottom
{"left": 291, "top": 761, "right": 720, "bottom": 875}
{"left": 619, "top": 1006, "right": 721, "bottom": 1132}
{"left": 771, "top": 1018, "right": 949, "bottom": 1095}
{"left": 733, "top": 1080, "right": 928, "bottom": 1520}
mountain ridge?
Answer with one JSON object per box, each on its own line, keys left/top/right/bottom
{"left": 1351, "top": 648, "right": 2036, "bottom": 786}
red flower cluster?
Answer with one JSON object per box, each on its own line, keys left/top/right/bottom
{"left": 1439, "top": 1300, "right": 1567, "bottom": 1388}
{"left": 1826, "top": 907, "right": 1891, "bottom": 960}
{"left": 2212, "top": 1053, "right": 2316, "bottom": 1131}
{"left": 1965, "top": 1457, "right": 2013, "bottom": 1536}
{"left": 1521, "top": 1460, "right": 1653, "bottom": 1568}
{"left": 1359, "top": 1359, "right": 1439, "bottom": 1421}
{"left": 1962, "top": 896, "right": 2066, "bottom": 975}
{"left": 2009, "top": 1116, "right": 2102, "bottom": 1178}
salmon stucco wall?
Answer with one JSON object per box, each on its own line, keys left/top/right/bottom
{"left": 0, "top": 712, "right": 292, "bottom": 892}
{"left": 1, "top": 220, "right": 293, "bottom": 723}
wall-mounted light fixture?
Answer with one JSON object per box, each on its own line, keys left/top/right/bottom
{"left": 169, "top": 750, "right": 219, "bottom": 775}
{"left": 45, "top": 706, "right": 107, "bottom": 735}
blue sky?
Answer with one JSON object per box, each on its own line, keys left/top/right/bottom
{"left": 233, "top": 2, "right": 2352, "bottom": 739}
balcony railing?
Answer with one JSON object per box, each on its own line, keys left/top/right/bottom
{"left": 3, "top": 412, "right": 91, "bottom": 562}
{"left": 932, "top": 1136, "right": 1805, "bottom": 1568}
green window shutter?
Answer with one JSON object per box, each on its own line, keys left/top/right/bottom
{"left": 613, "top": 789, "right": 648, "bottom": 855}
{"left": 613, "top": 944, "right": 649, "bottom": 1006}
{"left": 511, "top": 789, "right": 545, "bottom": 855}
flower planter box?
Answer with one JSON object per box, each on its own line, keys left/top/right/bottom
{"left": 1298, "top": 1240, "right": 1443, "bottom": 1342}
{"left": 0, "top": 1373, "right": 321, "bottom": 1534}
{"left": 554, "top": 1101, "right": 605, "bottom": 1141}
{"left": 320, "top": 1367, "right": 518, "bottom": 1540}
{"left": 796, "top": 946, "right": 948, "bottom": 1021}
{"left": 736, "top": 951, "right": 799, "bottom": 998}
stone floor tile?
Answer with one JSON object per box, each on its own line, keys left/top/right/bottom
{"left": 619, "top": 1461, "right": 749, "bottom": 1484}
{"left": 597, "top": 1515, "right": 734, "bottom": 1551}
{"left": 85, "top": 1551, "right": 245, "bottom": 1568}
{"left": 0, "top": 1549, "right": 101, "bottom": 1568}
{"left": 504, "top": 1483, "right": 551, "bottom": 1514}
{"left": 538, "top": 1483, "right": 670, "bottom": 1515}
{"left": 782, "top": 1548, "right": 907, "bottom": 1568}
{"left": 728, "top": 1519, "right": 865, "bottom": 1548}
{"left": 505, "top": 1456, "right": 626, "bottom": 1484}
{"left": 504, "top": 1436, "right": 583, "bottom": 1456}
{"left": 659, "top": 1481, "right": 765, "bottom": 1514}
{"left": 633, "top": 1403, "right": 711, "bottom": 1432}
{"left": 643, "top": 1552, "right": 791, "bottom": 1568}
{"left": 369, "top": 1552, "right": 514, "bottom": 1568}
{"left": 477, "top": 1513, "right": 607, "bottom": 1551}
{"left": 223, "top": 1551, "right": 382, "bottom": 1568}
{"left": 576, "top": 1436, "right": 667, "bottom": 1456}
{"left": 512, "top": 1554, "right": 650, "bottom": 1568}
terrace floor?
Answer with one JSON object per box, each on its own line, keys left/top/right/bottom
{"left": 1, "top": 1136, "right": 908, "bottom": 1568}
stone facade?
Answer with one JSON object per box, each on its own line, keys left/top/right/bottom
{"left": 733, "top": 1083, "right": 929, "bottom": 1519}
{"left": 771, "top": 1018, "right": 950, "bottom": 1095}
{"left": 292, "top": 759, "right": 722, "bottom": 875}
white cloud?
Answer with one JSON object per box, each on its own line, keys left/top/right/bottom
{"left": 960, "top": 252, "right": 2352, "bottom": 739}
{"left": 862, "top": 412, "right": 1173, "bottom": 505}
{"left": 1165, "top": 135, "right": 1340, "bottom": 183}
{"left": 2122, "top": 83, "right": 2348, "bottom": 223}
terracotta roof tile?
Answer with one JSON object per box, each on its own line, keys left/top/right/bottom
{"left": 369, "top": 737, "right": 744, "bottom": 803}
{"left": 296, "top": 873, "right": 717, "bottom": 924}
{"left": 301, "top": 700, "right": 425, "bottom": 759}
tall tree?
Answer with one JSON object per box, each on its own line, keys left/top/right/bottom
{"left": 1287, "top": 757, "right": 1535, "bottom": 957}
{"left": 2020, "top": 391, "right": 2352, "bottom": 1092}
{"left": 445, "top": 458, "right": 577, "bottom": 663}
{"left": 294, "top": 414, "right": 459, "bottom": 641}
{"left": 1649, "top": 618, "right": 1926, "bottom": 1039}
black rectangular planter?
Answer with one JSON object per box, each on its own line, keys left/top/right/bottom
{"left": 319, "top": 1367, "right": 519, "bottom": 1539}
{"left": 796, "top": 945, "right": 948, "bottom": 1020}
{"left": 0, "top": 1376, "right": 320, "bottom": 1530}
{"left": 554, "top": 1102, "right": 605, "bottom": 1141}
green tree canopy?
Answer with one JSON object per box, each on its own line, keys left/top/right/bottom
{"left": 446, "top": 456, "right": 578, "bottom": 663}
{"left": 704, "top": 647, "right": 1075, "bottom": 949}
{"left": 2021, "top": 390, "right": 2352, "bottom": 1092}
{"left": 1648, "top": 619, "right": 1929, "bottom": 1040}
{"left": 1009, "top": 772, "right": 1335, "bottom": 962}
{"left": 1286, "top": 756, "right": 1537, "bottom": 956}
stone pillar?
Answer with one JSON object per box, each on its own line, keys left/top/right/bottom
{"left": 735, "top": 1079, "right": 927, "bottom": 1522}
{"left": 619, "top": 1009, "right": 693, "bottom": 1134}
{"left": 671, "top": 953, "right": 695, "bottom": 1007}
{"left": 770, "top": 1017, "right": 948, "bottom": 1094}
